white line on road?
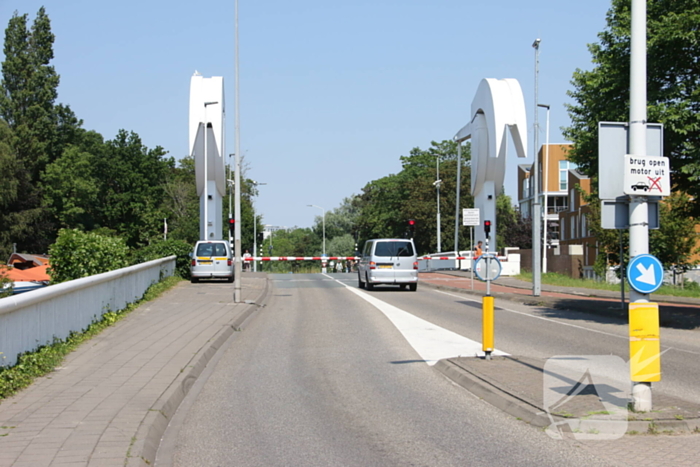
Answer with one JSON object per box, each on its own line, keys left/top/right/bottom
{"left": 324, "top": 274, "right": 508, "bottom": 365}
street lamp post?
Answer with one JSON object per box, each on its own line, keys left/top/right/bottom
{"left": 203, "top": 101, "right": 218, "bottom": 240}
{"left": 532, "top": 38, "right": 542, "bottom": 297}
{"left": 434, "top": 156, "right": 442, "bottom": 253}
{"left": 251, "top": 180, "right": 267, "bottom": 272}
{"left": 307, "top": 204, "right": 326, "bottom": 257}
{"left": 538, "top": 104, "right": 550, "bottom": 274}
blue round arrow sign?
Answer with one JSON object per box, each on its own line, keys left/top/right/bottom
{"left": 626, "top": 254, "right": 663, "bottom": 294}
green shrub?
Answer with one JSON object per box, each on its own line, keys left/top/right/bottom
{"left": 132, "top": 239, "right": 192, "bottom": 279}
{"left": 48, "top": 229, "right": 130, "bottom": 283}
{"left": 0, "top": 270, "right": 11, "bottom": 298}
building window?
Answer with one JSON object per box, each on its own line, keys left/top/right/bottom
{"left": 559, "top": 161, "right": 579, "bottom": 191}
{"left": 522, "top": 178, "right": 530, "bottom": 200}
{"left": 560, "top": 218, "right": 566, "bottom": 240}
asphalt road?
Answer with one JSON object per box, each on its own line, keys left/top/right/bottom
{"left": 380, "top": 277, "right": 700, "bottom": 404}
{"left": 157, "top": 273, "right": 613, "bottom": 466}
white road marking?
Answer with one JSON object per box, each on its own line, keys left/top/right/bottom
{"left": 324, "top": 275, "right": 508, "bottom": 365}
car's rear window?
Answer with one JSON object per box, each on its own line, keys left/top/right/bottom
{"left": 374, "top": 241, "right": 414, "bottom": 257}
{"left": 196, "top": 242, "right": 228, "bottom": 257}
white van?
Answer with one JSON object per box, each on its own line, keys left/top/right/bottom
{"left": 357, "top": 238, "right": 418, "bottom": 291}
{"left": 190, "top": 240, "right": 234, "bottom": 283}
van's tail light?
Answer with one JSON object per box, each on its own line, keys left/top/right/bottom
{"left": 413, "top": 261, "right": 418, "bottom": 270}
{"left": 191, "top": 259, "right": 196, "bottom": 266}
{"left": 228, "top": 259, "right": 232, "bottom": 266}
{"left": 369, "top": 261, "right": 376, "bottom": 270}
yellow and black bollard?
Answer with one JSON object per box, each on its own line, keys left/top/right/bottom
{"left": 483, "top": 295, "right": 494, "bottom": 360}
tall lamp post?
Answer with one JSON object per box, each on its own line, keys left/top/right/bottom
{"left": 307, "top": 204, "right": 326, "bottom": 257}
{"left": 203, "top": 101, "right": 218, "bottom": 240}
{"left": 434, "top": 156, "right": 442, "bottom": 253}
{"left": 233, "top": 0, "right": 243, "bottom": 302}
{"left": 538, "top": 103, "right": 550, "bottom": 274}
{"left": 251, "top": 180, "right": 266, "bottom": 272}
{"left": 531, "top": 38, "right": 542, "bottom": 297}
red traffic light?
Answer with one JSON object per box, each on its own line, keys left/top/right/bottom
{"left": 484, "top": 220, "right": 492, "bottom": 235}
{"left": 229, "top": 218, "right": 235, "bottom": 225}
{"left": 408, "top": 219, "right": 416, "bottom": 227}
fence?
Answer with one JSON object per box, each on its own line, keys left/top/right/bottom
{"left": 0, "top": 256, "right": 176, "bottom": 368}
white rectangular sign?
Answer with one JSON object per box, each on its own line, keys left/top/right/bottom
{"left": 463, "top": 208, "right": 480, "bottom": 226}
{"left": 623, "top": 155, "right": 670, "bottom": 196}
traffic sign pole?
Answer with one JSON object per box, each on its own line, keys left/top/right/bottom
{"left": 482, "top": 233, "right": 494, "bottom": 360}
{"left": 628, "top": 0, "right": 657, "bottom": 412}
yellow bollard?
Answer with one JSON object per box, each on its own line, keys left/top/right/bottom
{"left": 629, "top": 302, "right": 661, "bottom": 382}
{"left": 483, "top": 295, "right": 494, "bottom": 359}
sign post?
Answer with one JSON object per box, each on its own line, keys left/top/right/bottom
{"left": 463, "top": 208, "right": 480, "bottom": 290}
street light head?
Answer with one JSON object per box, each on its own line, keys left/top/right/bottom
{"left": 532, "top": 38, "right": 541, "bottom": 49}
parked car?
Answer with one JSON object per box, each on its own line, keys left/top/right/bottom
{"left": 190, "top": 240, "right": 234, "bottom": 283}
{"left": 357, "top": 238, "right": 418, "bottom": 291}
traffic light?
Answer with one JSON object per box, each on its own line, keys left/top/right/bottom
{"left": 408, "top": 219, "right": 416, "bottom": 237}
{"left": 257, "top": 232, "right": 264, "bottom": 244}
{"left": 484, "top": 220, "right": 492, "bottom": 237}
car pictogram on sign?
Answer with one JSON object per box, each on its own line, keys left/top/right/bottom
{"left": 630, "top": 182, "right": 649, "bottom": 192}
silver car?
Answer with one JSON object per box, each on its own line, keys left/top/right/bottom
{"left": 357, "top": 238, "right": 418, "bottom": 291}
{"left": 190, "top": 240, "right": 234, "bottom": 283}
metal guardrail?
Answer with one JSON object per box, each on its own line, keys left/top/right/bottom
{"left": 0, "top": 256, "right": 176, "bottom": 368}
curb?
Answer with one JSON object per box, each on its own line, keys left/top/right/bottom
{"left": 128, "top": 277, "right": 271, "bottom": 466}
{"left": 435, "top": 357, "right": 700, "bottom": 436}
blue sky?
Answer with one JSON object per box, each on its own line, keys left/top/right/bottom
{"left": 2, "top": 0, "right": 612, "bottom": 229}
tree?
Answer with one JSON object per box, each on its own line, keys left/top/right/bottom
{"left": 92, "top": 130, "right": 173, "bottom": 247}
{"left": 651, "top": 192, "right": 698, "bottom": 270}
{"left": 0, "top": 8, "right": 82, "bottom": 254}
{"left": 41, "top": 145, "right": 100, "bottom": 230}
{"left": 496, "top": 193, "right": 532, "bottom": 250}
{"left": 355, "top": 140, "right": 473, "bottom": 254}
{"left": 564, "top": 0, "right": 700, "bottom": 215}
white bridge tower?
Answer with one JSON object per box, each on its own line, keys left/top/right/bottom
{"left": 189, "top": 73, "right": 226, "bottom": 240}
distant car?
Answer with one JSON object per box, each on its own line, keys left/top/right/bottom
{"left": 631, "top": 182, "right": 649, "bottom": 192}
{"left": 190, "top": 240, "right": 234, "bottom": 283}
{"left": 357, "top": 238, "right": 418, "bottom": 291}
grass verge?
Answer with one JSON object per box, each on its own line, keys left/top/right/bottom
{"left": 0, "top": 276, "right": 182, "bottom": 401}
{"left": 515, "top": 271, "right": 700, "bottom": 299}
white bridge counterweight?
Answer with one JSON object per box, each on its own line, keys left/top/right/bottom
{"left": 189, "top": 73, "right": 226, "bottom": 240}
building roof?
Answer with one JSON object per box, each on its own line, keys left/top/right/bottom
{"left": 8, "top": 253, "right": 50, "bottom": 268}
{"left": 0, "top": 264, "right": 50, "bottom": 282}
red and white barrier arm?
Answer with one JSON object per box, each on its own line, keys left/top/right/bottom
{"left": 421, "top": 256, "right": 469, "bottom": 260}
{"left": 244, "top": 256, "right": 360, "bottom": 261}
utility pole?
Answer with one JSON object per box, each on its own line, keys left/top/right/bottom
{"left": 628, "top": 0, "right": 653, "bottom": 412}
{"left": 233, "top": 0, "right": 242, "bottom": 303}
{"left": 531, "top": 38, "right": 542, "bottom": 296}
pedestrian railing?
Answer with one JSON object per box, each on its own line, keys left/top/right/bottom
{"left": 0, "top": 256, "right": 176, "bottom": 368}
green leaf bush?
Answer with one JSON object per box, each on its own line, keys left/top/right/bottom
{"left": 132, "top": 239, "right": 192, "bottom": 279}
{"left": 48, "top": 229, "right": 129, "bottom": 283}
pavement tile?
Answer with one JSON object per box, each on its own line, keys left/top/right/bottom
{"left": 0, "top": 274, "right": 268, "bottom": 467}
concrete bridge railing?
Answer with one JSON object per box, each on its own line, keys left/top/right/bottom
{"left": 0, "top": 256, "right": 176, "bottom": 368}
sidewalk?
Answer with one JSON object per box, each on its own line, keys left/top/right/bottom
{"left": 0, "top": 273, "right": 270, "bottom": 467}
{"left": 419, "top": 270, "right": 700, "bottom": 441}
